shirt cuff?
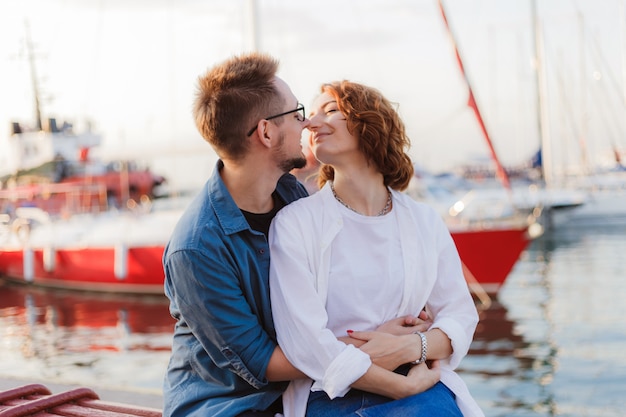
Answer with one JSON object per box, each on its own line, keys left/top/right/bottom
{"left": 311, "top": 344, "right": 371, "bottom": 399}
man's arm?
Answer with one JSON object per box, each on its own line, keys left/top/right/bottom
{"left": 266, "top": 346, "right": 307, "bottom": 381}
{"left": 166, "top": 248, "right": 279, "bottom": 385}
{"left": 351, "top": 361, "right": 441, "bottom": 400}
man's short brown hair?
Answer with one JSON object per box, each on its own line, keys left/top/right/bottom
{"left": 193, "top": 53, "right": 285, "bottom": 160}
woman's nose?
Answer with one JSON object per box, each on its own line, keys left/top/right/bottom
{"left": 306, "top": 113, "right": 320, "bottom": 128}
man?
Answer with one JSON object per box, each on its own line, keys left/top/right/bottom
{"left": 162, "top": 53, "right": 310, "bottom": 417}
{"left": 163, "top": 53, "right": 432, "bottom": 417}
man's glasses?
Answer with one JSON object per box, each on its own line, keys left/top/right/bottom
{"left": 246, "top": 104, "right": 306, "bottom": 136}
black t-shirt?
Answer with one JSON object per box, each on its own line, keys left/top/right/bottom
{"left": 241, "top": 192, "right": 287, "bottom": 237}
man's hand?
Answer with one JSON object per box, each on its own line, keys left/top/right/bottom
{"left": 351, "top": 360, "right": 441, "bottom": 400}
{"left": 403, "top": 360, "right": 441, "bottom": 397}
{"left": 375, "top": 311, "right": 432, "bottom": 335}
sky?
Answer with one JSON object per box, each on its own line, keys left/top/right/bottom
{"left": 1, "top": 0, "right": 625, "bottom": 189}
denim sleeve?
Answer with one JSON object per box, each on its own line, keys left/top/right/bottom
{"left": 165, "top": 246, "right": 277, "bottom": 388}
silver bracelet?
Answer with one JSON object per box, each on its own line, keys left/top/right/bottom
{"left": 410, "top": 331, "right": 428, "bottom": 365}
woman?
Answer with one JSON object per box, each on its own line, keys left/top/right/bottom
{"left": 269, "top": 81, "right": 483, "bottom": 417}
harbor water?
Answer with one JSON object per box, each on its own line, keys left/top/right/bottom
{"left": 1, "top": 222, "right": 625, "bottom": 416}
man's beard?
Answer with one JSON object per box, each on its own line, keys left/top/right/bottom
{"left": 280, "top": 154, "right": 307, "bottom": 172}
{"left": 275, "top": 132, "right": 307, "bottom": 172}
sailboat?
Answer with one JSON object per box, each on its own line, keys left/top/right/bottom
{"left": 427, "top": 0, "right": 544, "bottom": 296}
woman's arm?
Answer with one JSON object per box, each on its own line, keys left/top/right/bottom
{"left": 346, "top": 326, "right": 451, "bottom": 372}
{"left": 341, "top": 311, "right": 434, "bottom": 371}
{"left": 268, "top": 315, "right": 432, "bottom": 381}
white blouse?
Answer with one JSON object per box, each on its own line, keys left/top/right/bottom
{"left": 269, "top": 183, "right": 484, "bottom": 417}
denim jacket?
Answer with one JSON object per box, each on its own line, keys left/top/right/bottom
{"left": 163, "top": 160, "right": 308, "bottom": 417}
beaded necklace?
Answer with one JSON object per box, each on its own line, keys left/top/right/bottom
{"left": 330, "top": 181, "right": 392, "bottom": 216}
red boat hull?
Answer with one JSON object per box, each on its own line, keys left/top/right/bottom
{"left": 451, "top": 227, "right": 532, "bottom": 294}
{"left": 0, "top": 225, "right": 532, "bottom": 295}
{"left": 0, "top": 246, "right": 165, "bottom": 294}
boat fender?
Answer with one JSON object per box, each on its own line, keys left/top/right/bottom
{"left": 12, "top": 218, "right": 31, "bottom": 244}
{"left": 44, "top": 246, "right": 56, "bottom": 272}
{"left": 114, "top": 243, "right": 128, "bottom": 280}
{"left": 23, "top": 247, "right": 34, "bottom": 282}
{"left": 0, "top": 214, "right": 10, "bottom": 243}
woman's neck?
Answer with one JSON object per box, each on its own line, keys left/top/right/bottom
{"left": 331, "top": 169, "right": 390, "bottom": 216}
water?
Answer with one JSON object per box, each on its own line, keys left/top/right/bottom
{"left": 0, "top": 287, "right": 173, "bottom": 393}
{"left": 463, "top": 223, "right": 626, "bottom": 416}
{"left": 1, "top": 223, "right": 626, "bottom": 416}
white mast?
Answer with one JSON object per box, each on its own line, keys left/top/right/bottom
{"left": 621, "top": 0, "right": 626, "bottom": 115}
{"left": 531, "top": 0, "right": 554, "bottom": 186}
{"left": 578, "top": 11, "right": 590, "bottom": 174}
{"left": 246, "top": 0, "right": 260, "bottom": 51}
{"left": 24, "top": 20, "right": 43, "bottom": 131}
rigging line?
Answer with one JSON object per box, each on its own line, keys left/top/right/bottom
{"left": 587, "top": 21, "right": 626, "bottom": 108}
{"left": 589, "top": 72, "right": 625, "bottom": 152}
{"left": 588, "top": 38, "right": 626, "bottom": 143}
{"left": 569, "top": 0, "right": 625, "bottom": 110}
{"left": 554, "top": 51, "right": 590, "bottom": 173}
{"left": 569, "top": 0, "right": 626, "bottom": 154}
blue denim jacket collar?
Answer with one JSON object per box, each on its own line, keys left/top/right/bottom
{"left": 207, "top": 160, "right": 252, "bottom": 236}
{"left": 208, "top": 159, "right": 305, "bottom": 236}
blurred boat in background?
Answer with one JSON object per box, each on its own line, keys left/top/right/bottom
{"left": 405, "top": 171, "right": 543, "bottom": 298}
{"left": 0, "top": 118, "right": 166, "bottom": 213}
{"left": 0, "top": 200, "right": 181, "bottom": 294}
{"left": 0, "top": 25, "right": 172, "bottom": 294}
{"left": 0, "top": 111, "right": 170, "bottom": 295}
{"left": 547, "top": 170, "right": 626, "bottom": 227}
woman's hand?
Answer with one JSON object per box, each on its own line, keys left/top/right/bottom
{"left": 347, "top": 331, "right": 419, "bottom": 371}
{"left": 375, "top": 311, "right": 432, "bottom": 336}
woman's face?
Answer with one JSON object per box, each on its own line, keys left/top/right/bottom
{"left": 307, "top": 91, "right": 358, "bottom": 165}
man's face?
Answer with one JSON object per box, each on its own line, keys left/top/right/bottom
{"left": 271, "top": 77, "right": 308, "bottom": 172}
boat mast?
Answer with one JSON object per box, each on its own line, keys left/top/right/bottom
{"left": 531, "top": 0, "right": 554, "bottom": 186}
{"left": 578, "top": 11, "right": 590, "bottom": 174}
{"left": 621, "top": 0, "right": 626, "bottom": 141}
{"left": 24, "top": 21, "right": 43, "bottom": 132}
{"left": 246, "top": 0, "right": 260, "bottom": 51}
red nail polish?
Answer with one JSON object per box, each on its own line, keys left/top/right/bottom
{"left": 347, "top": 330, "right": 353, "bottom": 334}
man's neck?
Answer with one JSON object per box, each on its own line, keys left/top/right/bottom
{"left": 220, "top": 158, "right": 283, "bottom": 214}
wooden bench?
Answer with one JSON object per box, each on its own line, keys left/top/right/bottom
{"left": 0, "top": 384, "right": 161, "bottom": 417}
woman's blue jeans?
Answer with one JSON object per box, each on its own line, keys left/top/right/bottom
{"left": 305, "top": 381, "right": 463, "bottom": 417}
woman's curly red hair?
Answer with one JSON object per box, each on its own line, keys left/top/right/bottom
{"left": 316, "top": 81, "right": 414, "bottom": 191}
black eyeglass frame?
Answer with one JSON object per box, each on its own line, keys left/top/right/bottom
{"left": 246, "top": 104, "right": 305, "bottom": 137}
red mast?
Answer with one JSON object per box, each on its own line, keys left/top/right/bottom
{"left": 437, "top": 0, "right": 511, "bottom": 190}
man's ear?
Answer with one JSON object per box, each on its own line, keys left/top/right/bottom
{"left": 255, "top": 120, "right": 272, "bottom": 149}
